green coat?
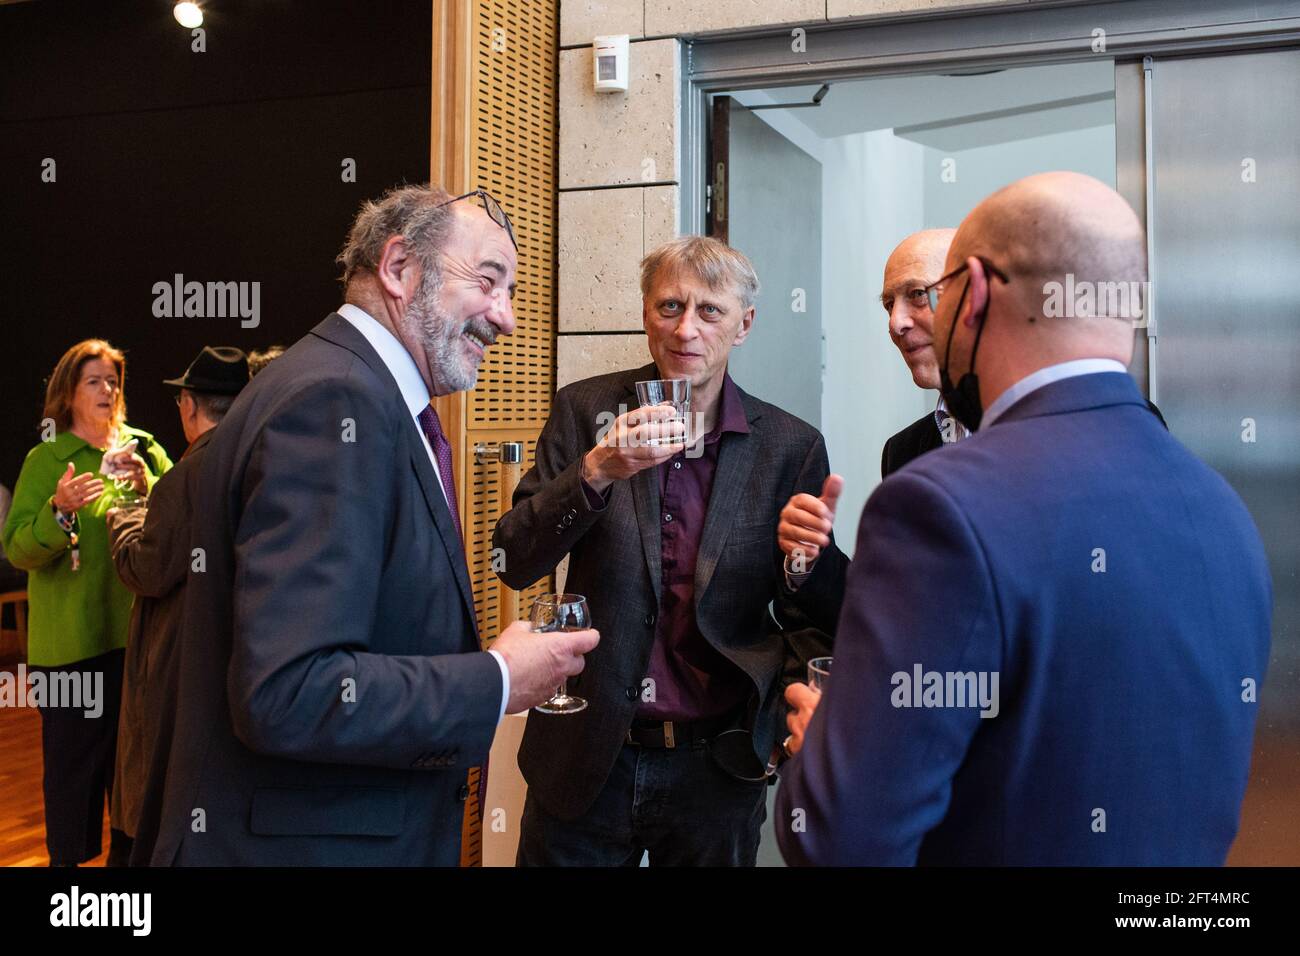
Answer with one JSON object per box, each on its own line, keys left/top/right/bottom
{"left": 1, "top": 426, "right": 173, "bottom": 666}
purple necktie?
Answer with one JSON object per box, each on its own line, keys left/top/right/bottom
{"left": 417, "top": 404, "right": 488, "bottom": 836}
{"left": 417, "top": 405, "right": 462, "bottom": 538}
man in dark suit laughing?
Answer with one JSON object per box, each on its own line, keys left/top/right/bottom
{"left": 142, "top": 184, "right": 597, "bottom": 866}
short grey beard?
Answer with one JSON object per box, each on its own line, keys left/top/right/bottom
{"left": 407, "top": 272, "right": 478, "bottom": 394}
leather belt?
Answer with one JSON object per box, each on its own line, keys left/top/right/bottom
{"left": 625, "top": 712, "right": 737, "bottom": 749}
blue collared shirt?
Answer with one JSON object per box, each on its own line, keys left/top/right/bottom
{"left": 981, "top": 358, "right": 1128, "bottom": 430}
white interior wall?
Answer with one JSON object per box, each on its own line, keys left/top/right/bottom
{"left": 820, "top": 130, "right": 928, "bottom": 554}
{"left": 922, "top": 124, "right": 1118, "bottom": 228}
{"left": 729, "top": 107, "right": 824, "bottom": 429}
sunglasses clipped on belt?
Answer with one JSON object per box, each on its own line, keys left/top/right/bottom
{"left": 709, "top": 727, "right": 777, "bottom": 783}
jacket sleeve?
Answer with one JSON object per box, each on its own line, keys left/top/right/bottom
{"left": 143, "top": 435, "right": 174, "bottom": 490}
{"left": 775, "top": 470, "right": 1001, "bottom": 865}
{"left": 109, "top": 466, "right": 189, "bottom": 598}
{"left": 776, "top": 433, "right": 848, "bottom": 637}
{"left": 222, "top": 372, "right": 502, "bottom": 769}
{"left": 492, "top": 383, "right": 609, "bottom": 590}
{"left": 1, "top": 449, "right": 70, "bottom": 571}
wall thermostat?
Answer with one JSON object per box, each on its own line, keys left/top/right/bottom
{"left": 593, "top": 35, "right": 629, "bottom": 93}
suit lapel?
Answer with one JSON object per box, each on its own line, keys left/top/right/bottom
{"left": 316, "top": 312, "right": 480, "bottom": 641}
{"left": 616, "top": 369, "right": 663, "bottom": 603}
{"left": 407, "top": 411, "right": 478, "bottom": 641}
{"left": 921, "top": 415, "right": 944, "bottom": 454}
{"left": 630, "top": 444, "right": 664, "bottom": 605}
{"left": 693, "top": 416, "right": 758, "bottom": 605}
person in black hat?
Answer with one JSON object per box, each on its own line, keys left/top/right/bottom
{"left": 161, "top": 346, "right": 250, "bottom": 445}
{"left": 104, "top": 346, "right": 248, "bottom": 865}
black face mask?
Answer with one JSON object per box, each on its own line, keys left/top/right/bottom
{"left": 938, "top": 275, "right": 989, "bottom": 433}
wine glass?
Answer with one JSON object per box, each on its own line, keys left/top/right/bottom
{"left": 530, "top": 593, "right": 590, "bottom": 715}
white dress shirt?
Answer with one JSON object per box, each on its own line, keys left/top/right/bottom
{"left": 934, "top": 394, "right": 970, "bottom": 444}
{"left": 981, "top": 358, "right": 1127, "bottom": 430}
{"left": 338, "top": 303, "right": 510, "bottom": 722}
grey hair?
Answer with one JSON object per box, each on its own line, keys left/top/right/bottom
{"left": 639, "top": 235, "right": 760, "bottom": 311}
{"left": 336, "top": 183, "right": 458, "bottom": 288}
{"left": 192, "top": 391, "right": 235, "bottom": 421}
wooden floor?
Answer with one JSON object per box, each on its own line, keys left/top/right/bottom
{"left": 0, "top": 664, "right": 1295, "bottom": 866}
{"left": 0, "top": 667, "right": 110, "bottom": 868}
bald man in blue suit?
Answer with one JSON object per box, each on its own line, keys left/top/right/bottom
{"left": 775, "top": 172, "right": 1272, "bottom": 866}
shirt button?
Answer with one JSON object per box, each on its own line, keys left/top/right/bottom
{"left": 673, "top": 461, "right": 682, "bottom": 469}
{"left": 644, "top": 613, "right": 655, "bottom": 626}
{"left": 625, "top": 686, "right": 639, "bottom": 700}
{"left": 663, "top": 514, "right": 672, "bottom": 523}
{"left": 457, "top": 784, "right": 470, "bottom": 802}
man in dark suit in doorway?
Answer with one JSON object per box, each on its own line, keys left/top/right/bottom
{"left": 877, "top": 229, "right": 965, "bottom": 477}
{"left": 776, "top": 223, "right": 1171, "bottom": 737}
{"left": 877, "top": 227, "right": 1165, "bottom": 478}
{"left": 777, "top": 230, "right": 960, "bottom": 590}
{"left": 143, "top": 184, "right": 598, "bottom": 866}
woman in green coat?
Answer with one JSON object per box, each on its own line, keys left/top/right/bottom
{"left": 1, "top": 339, "right": 172, "bottom": 866}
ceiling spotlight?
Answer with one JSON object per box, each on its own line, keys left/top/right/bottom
{"left": 173, "top": 2, "right": 203, "bottom": 29}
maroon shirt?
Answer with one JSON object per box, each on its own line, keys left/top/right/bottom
{"left": 580, "top": 375, "right": 757, "bottom": 721}
{"left": 641, "top": 375, "right": 754, "bottom": 721}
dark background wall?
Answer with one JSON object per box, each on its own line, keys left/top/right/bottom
{"left": 0, "top": 0, "right": 431, "bottom": 482}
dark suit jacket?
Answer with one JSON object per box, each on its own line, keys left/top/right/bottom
{"left": 494, "top": 364, "right": 847, "bottom": 821}
{"left": 880, "top": 412, "right": 944, "bottom": 479}
{"left": 777, "top": 372, "right": 1272, "bottom": 865}
{"left": 108, "top": 428, "right": 214, "bottom": 840}
{"left": 144, "top": 313, "right": 502, "bottom": 866}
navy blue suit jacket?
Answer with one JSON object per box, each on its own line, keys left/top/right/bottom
{"left": 142, "top": 315, "right": 502, "bottom": 866}
{"left": 776, "top": 372, "right": 1271, "bottom": 865}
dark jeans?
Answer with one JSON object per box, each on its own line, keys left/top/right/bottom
{"left": 33, "top": 649, "right": 124, "bottom": 865}
{"left": 517, "top": 741, "right": 768, "bottom": 866}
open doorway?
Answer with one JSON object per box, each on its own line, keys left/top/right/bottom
{"left": 716, "top": 59, "right": 1117, "bottom": 551}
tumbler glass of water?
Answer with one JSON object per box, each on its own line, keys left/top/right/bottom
{"left": 530, "top": 593, "right": 591, "bottom": 715}
{"left": 634, "top": 379, "right": 691, "bottom": 447}
{"left": 104, "top": 445, "right": 146, "bottom": 511}
{"left": 808, "top": 656, "right": 833, "bottom": 693}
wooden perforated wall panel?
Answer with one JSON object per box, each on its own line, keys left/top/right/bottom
{"left": 465, "top": 0, "right": 557, "bottom": 634}
{"left": 433, "top": 0, "right": 558, "bottom": 867}
{"left": 467, "top": 2, "right": 556, "bottom": 430}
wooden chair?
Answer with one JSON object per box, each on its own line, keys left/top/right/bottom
{"left": 0, "top": 590, "right": 27, "bottom": 663}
